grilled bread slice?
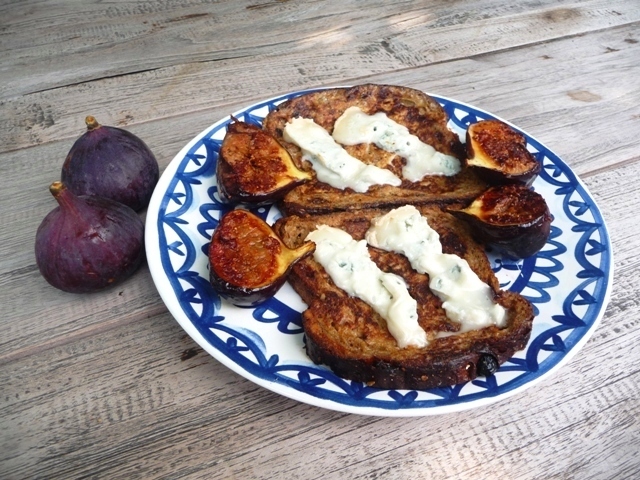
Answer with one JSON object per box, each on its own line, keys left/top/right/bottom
{"left": 263, "top": 84, "right": 489, "bottom": 215}
{"left": 273, "top": 206, "right": 534, "bottom": 390}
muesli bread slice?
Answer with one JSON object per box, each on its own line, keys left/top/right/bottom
{"left": 263, "top": 84, "right": 489, "bottom": 215}
{"left": 273, "top": 206, "right": 534, "bottom": 390}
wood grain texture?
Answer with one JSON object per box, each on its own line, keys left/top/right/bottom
{"left": 1, "top": 0, "right": 637, "bottom": 99}
{"left": 1, "top": 272, "right": 637, "bottom": 479}
{"left": 2, "top": 22, "right": 637, "bottom": 357}
{"left": 1, "top": 0, "right": 638, "bottom": 478}
{"left": 1, "top": 0, "right": 639, "bottom": 153}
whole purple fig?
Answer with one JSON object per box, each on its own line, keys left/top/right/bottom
{"left": 35, "top": 181, "right": 145, "bottom": 293}
{"left": 61, "top": 116, "right": 159, "bottom": 212}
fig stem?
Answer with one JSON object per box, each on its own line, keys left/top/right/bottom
{"left": 85, "top": 116, "right": 101, "bottom": 131}
{"left": 49, "top": 181, "right": 79, "bottom": 215}
{"left": 49, "top": 181, "right": 66, "bottom": 197}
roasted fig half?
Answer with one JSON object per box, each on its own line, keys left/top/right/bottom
{"left": 209, "top": 209, "right": 315, "bottom": 306}
{"left": 450, "top": 184, "right": 551, "bottom": 258}
{"left": 466, "top": 120, "right": 541, "bottom": 186}
{"left": 217, "top": 120, "right": 312, "bottom": 205}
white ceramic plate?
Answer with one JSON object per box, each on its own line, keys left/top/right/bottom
{"left": 146, "top": 88, "right": 613, "bottom": 416}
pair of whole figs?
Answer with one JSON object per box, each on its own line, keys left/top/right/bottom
{"left": 35, "top": 117, "right": 159, "bottom": 293}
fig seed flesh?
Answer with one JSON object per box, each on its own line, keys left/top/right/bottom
{"left": 217, "top": 120, "right": 312, "bottom": 205}
{"left": 451, "top": 184, "right": 551, "bottom": 258}
{"left": 466, "top": 120, "right": 541, "bottom": 186}
{"left": 209, "top": 209, "right": 315, "bottom": 306}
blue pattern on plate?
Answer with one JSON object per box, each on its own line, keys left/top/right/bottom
{"left": 154, "top": 90, "right": 612, "bottom": 412}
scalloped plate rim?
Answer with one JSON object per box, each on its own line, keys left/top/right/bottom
{"left": 145, "top": 87, "right": 613, "bottom": 416}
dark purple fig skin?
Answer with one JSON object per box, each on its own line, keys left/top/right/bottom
{"left": 450, "top": 184, "right": 551, "bottom": 259}
{"left": 209, "top": 273, "right": 290, "bottom": 307}
{"left": 474, "top": 214, "right": 551, "bottom": 259}
{"left": 61, "top": 116, "right": 159, "bottom": 212}
{"left": 35, "top": 182, "right": 145, "bottom": 293}
{"left": 467, "top": 163, "right": 541, "bottom": 188}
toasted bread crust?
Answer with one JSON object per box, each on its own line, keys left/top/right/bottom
{"left": 273, "top": 206, "right": 534, "bottom": 390}
{"left": 303, "top": 290, "right": 533, "bottom": 389}
{"left": 263, "top": 84, "right": 489, "bottom": 215}
{"left": 278, "top": 168, "right": 488, "bottom": 216}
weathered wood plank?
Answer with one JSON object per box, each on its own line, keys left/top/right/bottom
{"left": 1, "top": 22, "right": 638, "bottom": 175}
{"left": 1, "top": 250, "right": 637, "bottom": 480}
{"left": 1, "top": 2, "right": 639, "bottom": 153}
{"left": 1, "top": 23, "right": 637, "bottom": 356}
{"left": 2, "top": 0, "right": 637, "bottom": 99}
{"left": 9, "top": 25, "right": 633, "bottom": 174}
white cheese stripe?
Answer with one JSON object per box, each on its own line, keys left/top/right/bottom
{"left": 283, "top": 117, "right": 401, "bottom": 193}
{"left": 332, "top": 106, "right": 461, "bottom": 181}
{"left": 306, "top": 225, "right": 428, "bottom": 348}
{"left": 365, "top": 205, "right": 506, "bottom": 332}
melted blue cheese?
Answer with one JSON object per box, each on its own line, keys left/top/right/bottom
{"left": 306, "top": 225, "right": 428, "bottom": 348}
{"left": 283, "top": 117, "right": 401, "bottom": 193}
{"left": 365, "top": 205, "right": 506, "bottom": 332}
{"left": 332, "top": 106, "right": 461, "bottom": 181}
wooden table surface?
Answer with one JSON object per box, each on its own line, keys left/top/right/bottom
{"left": 2, "top": 1, "right": 638, "bottom": 478}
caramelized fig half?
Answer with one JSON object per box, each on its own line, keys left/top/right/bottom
{"left": 466, "top": 120, "right": 541, "bottom": 186}
{"left": 209, "top": 209, "right": 315, "bottom": 306}
{"left": 450, "top": 184, "right": 551, "bottom": 258}
{"left": 217, "top": 120, "right": 312, "bottom": 205}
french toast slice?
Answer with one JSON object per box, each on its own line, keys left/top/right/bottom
{"left": 263, "top": 84, "right": 489, "bottom": 215}
{"left": 273, "top": 206, "right": 534, "bottom": 390}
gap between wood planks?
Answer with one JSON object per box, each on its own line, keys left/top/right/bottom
{"left": 24, "top": 53, "right": 256, "bottom": 97}
{"left": 24, "top": 18, "right": 640, "bottom": 100}
{"left": 577, "top": 155, "right": 640, "bottom": 179}
{"left": 0, "top": 302, "right": 169, "bottom": 367}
